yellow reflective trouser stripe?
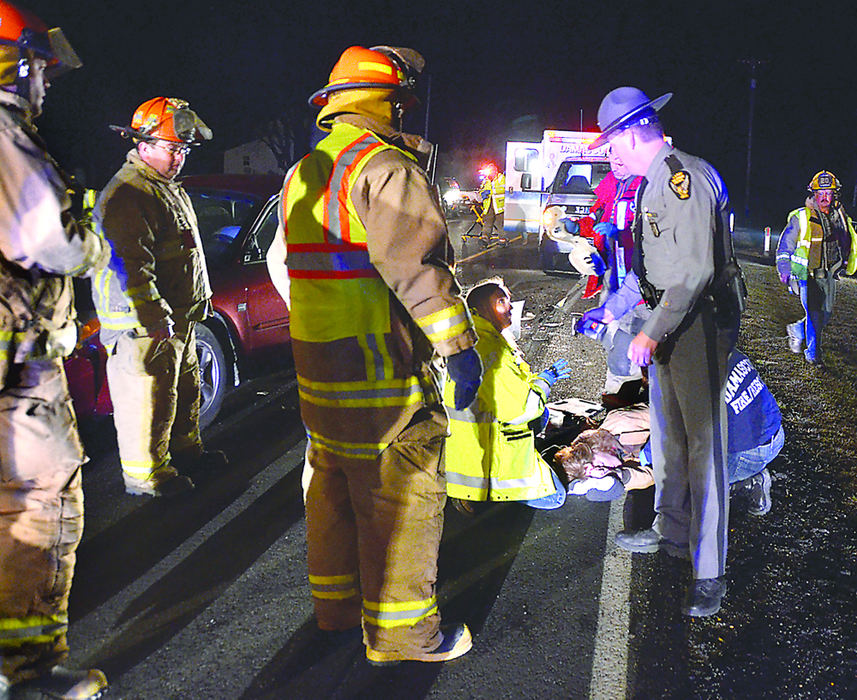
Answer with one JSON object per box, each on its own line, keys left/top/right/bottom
{"left": 358, "top": 333, "right": 392, "bottom": 382}
{"left": 415, "top": 302, "right": 472, "bottom": 345}
{"left": 309, "top": 573, "right": 359, "bottom": 600}
{"left": 307, "top": 430, "right": 387, "bottom": 460}
{"left": 121, "top": 457, "right": 172, "bottom": 480}
{"left": 362, "top": 596, "right": 438, "bottom": 628}
{"left": 0, "top": 614, "right": 68, "bottom": 647}
{"left": 298, "top": 375, "right": 423, "bottom": 408}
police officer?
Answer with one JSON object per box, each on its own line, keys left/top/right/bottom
{"left": 590, "top": 87, "right": 742, "bottom": 617}
{"left": 776, "top": 170, "right": 857, "bottom": 366}
{"left": 0, "top": 2, "right": 110, "bottom": 697}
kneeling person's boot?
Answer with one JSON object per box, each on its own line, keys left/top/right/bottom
{"left": 13, "top": 666, "right": 107, "bottom": 700}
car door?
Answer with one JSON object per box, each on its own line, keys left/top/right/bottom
{"left": 239, "top": 196, "right": 290, "bottom": 350}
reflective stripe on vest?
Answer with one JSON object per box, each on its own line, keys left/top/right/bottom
{"left": 445, "top": 470, "right": 548, "bottom": 493}
{"left": 0, "top": 614, "right": 68, "bottom": 648}
{"left": 362, "top": 595, "right": 438, "bottom": 629}
{"left": 282, "top": 125, "right": 397, "bottom": 343}
{"left": 309, "top": 572, "right": 359, "bottom": 600}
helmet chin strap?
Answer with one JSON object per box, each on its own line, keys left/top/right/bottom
{"left": 15, "top": 54, "right": 32, "bottom": 105}
{"left": 392, "top": 100, "right": 405, "bottom": 132}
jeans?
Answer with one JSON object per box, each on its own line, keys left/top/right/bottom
{"left": 727, "top": 425, "right": 785, "bottom": 483}
{"left": 523, "top": 468, "right": 567, "bottom": 510}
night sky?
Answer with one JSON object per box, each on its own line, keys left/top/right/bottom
{"left": 28, "top": 0, "right": 857, "bottom": 228}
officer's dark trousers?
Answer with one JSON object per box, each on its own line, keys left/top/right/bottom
{"left": 649, "top": 304, "right": 735, "bottom": 580}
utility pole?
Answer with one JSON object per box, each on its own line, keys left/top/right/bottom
{"left": 741, "top": 58, "right": 767, "bottom": 221}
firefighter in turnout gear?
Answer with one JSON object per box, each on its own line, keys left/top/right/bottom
{"left": 272, "top": 45, "right": 481, "bottom": 665}
{"left": 0, "top": 2, "right": 110, "bottom": 697}
{"left": 93, "top": 96, "right": 226, "bottom": 497}
{"left": 445, "top": 278, "right": 569, "bottom": 511}
{"left": 477, "top": 162, "right": 505, "bottom": 243}
{"left": 776, "top": 170, "right": 857, "bottom": 366}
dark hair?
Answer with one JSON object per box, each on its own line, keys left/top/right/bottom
{"left": 466, "top": 277, "right": 507, "bottom": 316}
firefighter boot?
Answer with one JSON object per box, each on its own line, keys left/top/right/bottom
{"left": 171, "top": 449, "right": 229, "bottom": 477}
{"left": 124, "top": 465, "right": 194, "bottom": 497}
{"left": 12, "top": 666, "right": 107, "bottom": 700}
{"left": 366, "top": 623, "right": 472, "bottom": 666}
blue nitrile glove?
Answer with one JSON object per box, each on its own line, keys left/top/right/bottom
{"left": 537, "top": 358, "right": 570, "bottom": 388}
{"left": 447, "top": 348, "right": 483, "bottom": 410}
{"left": 574, "top": 306, "right": 606, "bottom": 334}
{"left": 560, "top": 217, "right": 579, "bottom": 234}
{"left": 593, "top": 221, "right": 619, "bottom": 241}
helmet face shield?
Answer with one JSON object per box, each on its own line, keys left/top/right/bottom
{"left": 44, "top": 27, "right": 82, "bottom": 77}
{"left": 172, "top": 106, "right": 212, "bottom": 143}
{"left": 110, "top": 96, "right": 213, "bottom": 145}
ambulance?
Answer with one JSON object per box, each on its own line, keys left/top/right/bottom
{"left": 504, "top": 130, "right": 611, "bottom": 271}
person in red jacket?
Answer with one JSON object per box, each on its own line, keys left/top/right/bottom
{"left": 575, "top": 148, "right": 642, "bottom": 299}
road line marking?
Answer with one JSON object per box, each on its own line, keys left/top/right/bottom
{"left": 588, "top": 497, "right": 631, "bottom": 700}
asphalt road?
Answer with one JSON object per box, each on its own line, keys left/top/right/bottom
{"left": 50, "top": 216, "right": 857, "bottom": 700}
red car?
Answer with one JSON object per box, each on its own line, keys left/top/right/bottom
{"left": 65, "top": 173, "right": 290, "bottom": 428}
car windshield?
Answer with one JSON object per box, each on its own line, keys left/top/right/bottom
{"left": 186, "top": 188, "right": 266, "bottom": 263}
{"left": 550, "top": 161, "right": 612, "bottom": 195}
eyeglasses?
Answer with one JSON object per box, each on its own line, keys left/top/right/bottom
{"left": 153, "top": 141, "right": 191, "bottom": 156}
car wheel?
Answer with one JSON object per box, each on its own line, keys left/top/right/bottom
{"left": 196, "top": 323, "right": 229, "bottom": 429}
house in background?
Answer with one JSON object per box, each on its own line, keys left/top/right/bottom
{"left": 224, "top": 140, "right": 284, "bottom": 175}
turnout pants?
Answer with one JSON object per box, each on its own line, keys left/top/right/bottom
{"left": 106, "top": 320, "right": 202, "bottom": 484}
{"left": 0, "top": 360, "right": 84, "bottom": 683}
{"left": 304, "top": 408, "right": 447, "bottom": 654}
{"left": 649, "top": 305, "right": 735, "bottom": 580}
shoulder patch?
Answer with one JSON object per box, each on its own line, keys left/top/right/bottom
{"left": 669, "top": 170, "right": 691, "bottom": 200}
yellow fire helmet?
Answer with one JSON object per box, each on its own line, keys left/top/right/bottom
{"left": 808, "top": 170, "right": 841, "bottom": 193}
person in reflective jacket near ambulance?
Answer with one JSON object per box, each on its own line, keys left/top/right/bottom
{"left": 271, "top": 45, "right": 482, "bottom": 666}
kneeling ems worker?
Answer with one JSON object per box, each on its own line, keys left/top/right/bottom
{"left": 445, "top": 278, "right": 570, "bottom": 510}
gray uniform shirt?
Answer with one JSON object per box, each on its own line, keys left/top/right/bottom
{"left": 638, "top": 143, "right": 730, "bottom": 343}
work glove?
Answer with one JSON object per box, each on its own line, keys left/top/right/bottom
{"left": 537, "top": 358, "right": 571, "bottom": 388}
{"left": 575, "top": 306, "right": 607, "bottom": 334}
{"left": 559, "top": 217, "right": 579, "bottom": 235}
{"left": 592, "top": 222, "right": 619, "bottom": 242}
{"left": 447, "top": 348, "right": 483, "bottom": 410}
{"left": 779, "top": 271, "right": 791, "bottom": 286}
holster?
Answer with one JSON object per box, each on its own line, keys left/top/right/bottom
{"left": 639, "top": 278, "right": 663, "bottom": 310}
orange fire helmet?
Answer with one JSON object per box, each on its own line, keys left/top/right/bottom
{"left": 0, "top": 0, "right": 81, "bottom": 85}
{"left": 109, "top": 97, "right": 213, "bottom": 145}
{"left": 309, "top": 45, "right": 424, "bottom": 107}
